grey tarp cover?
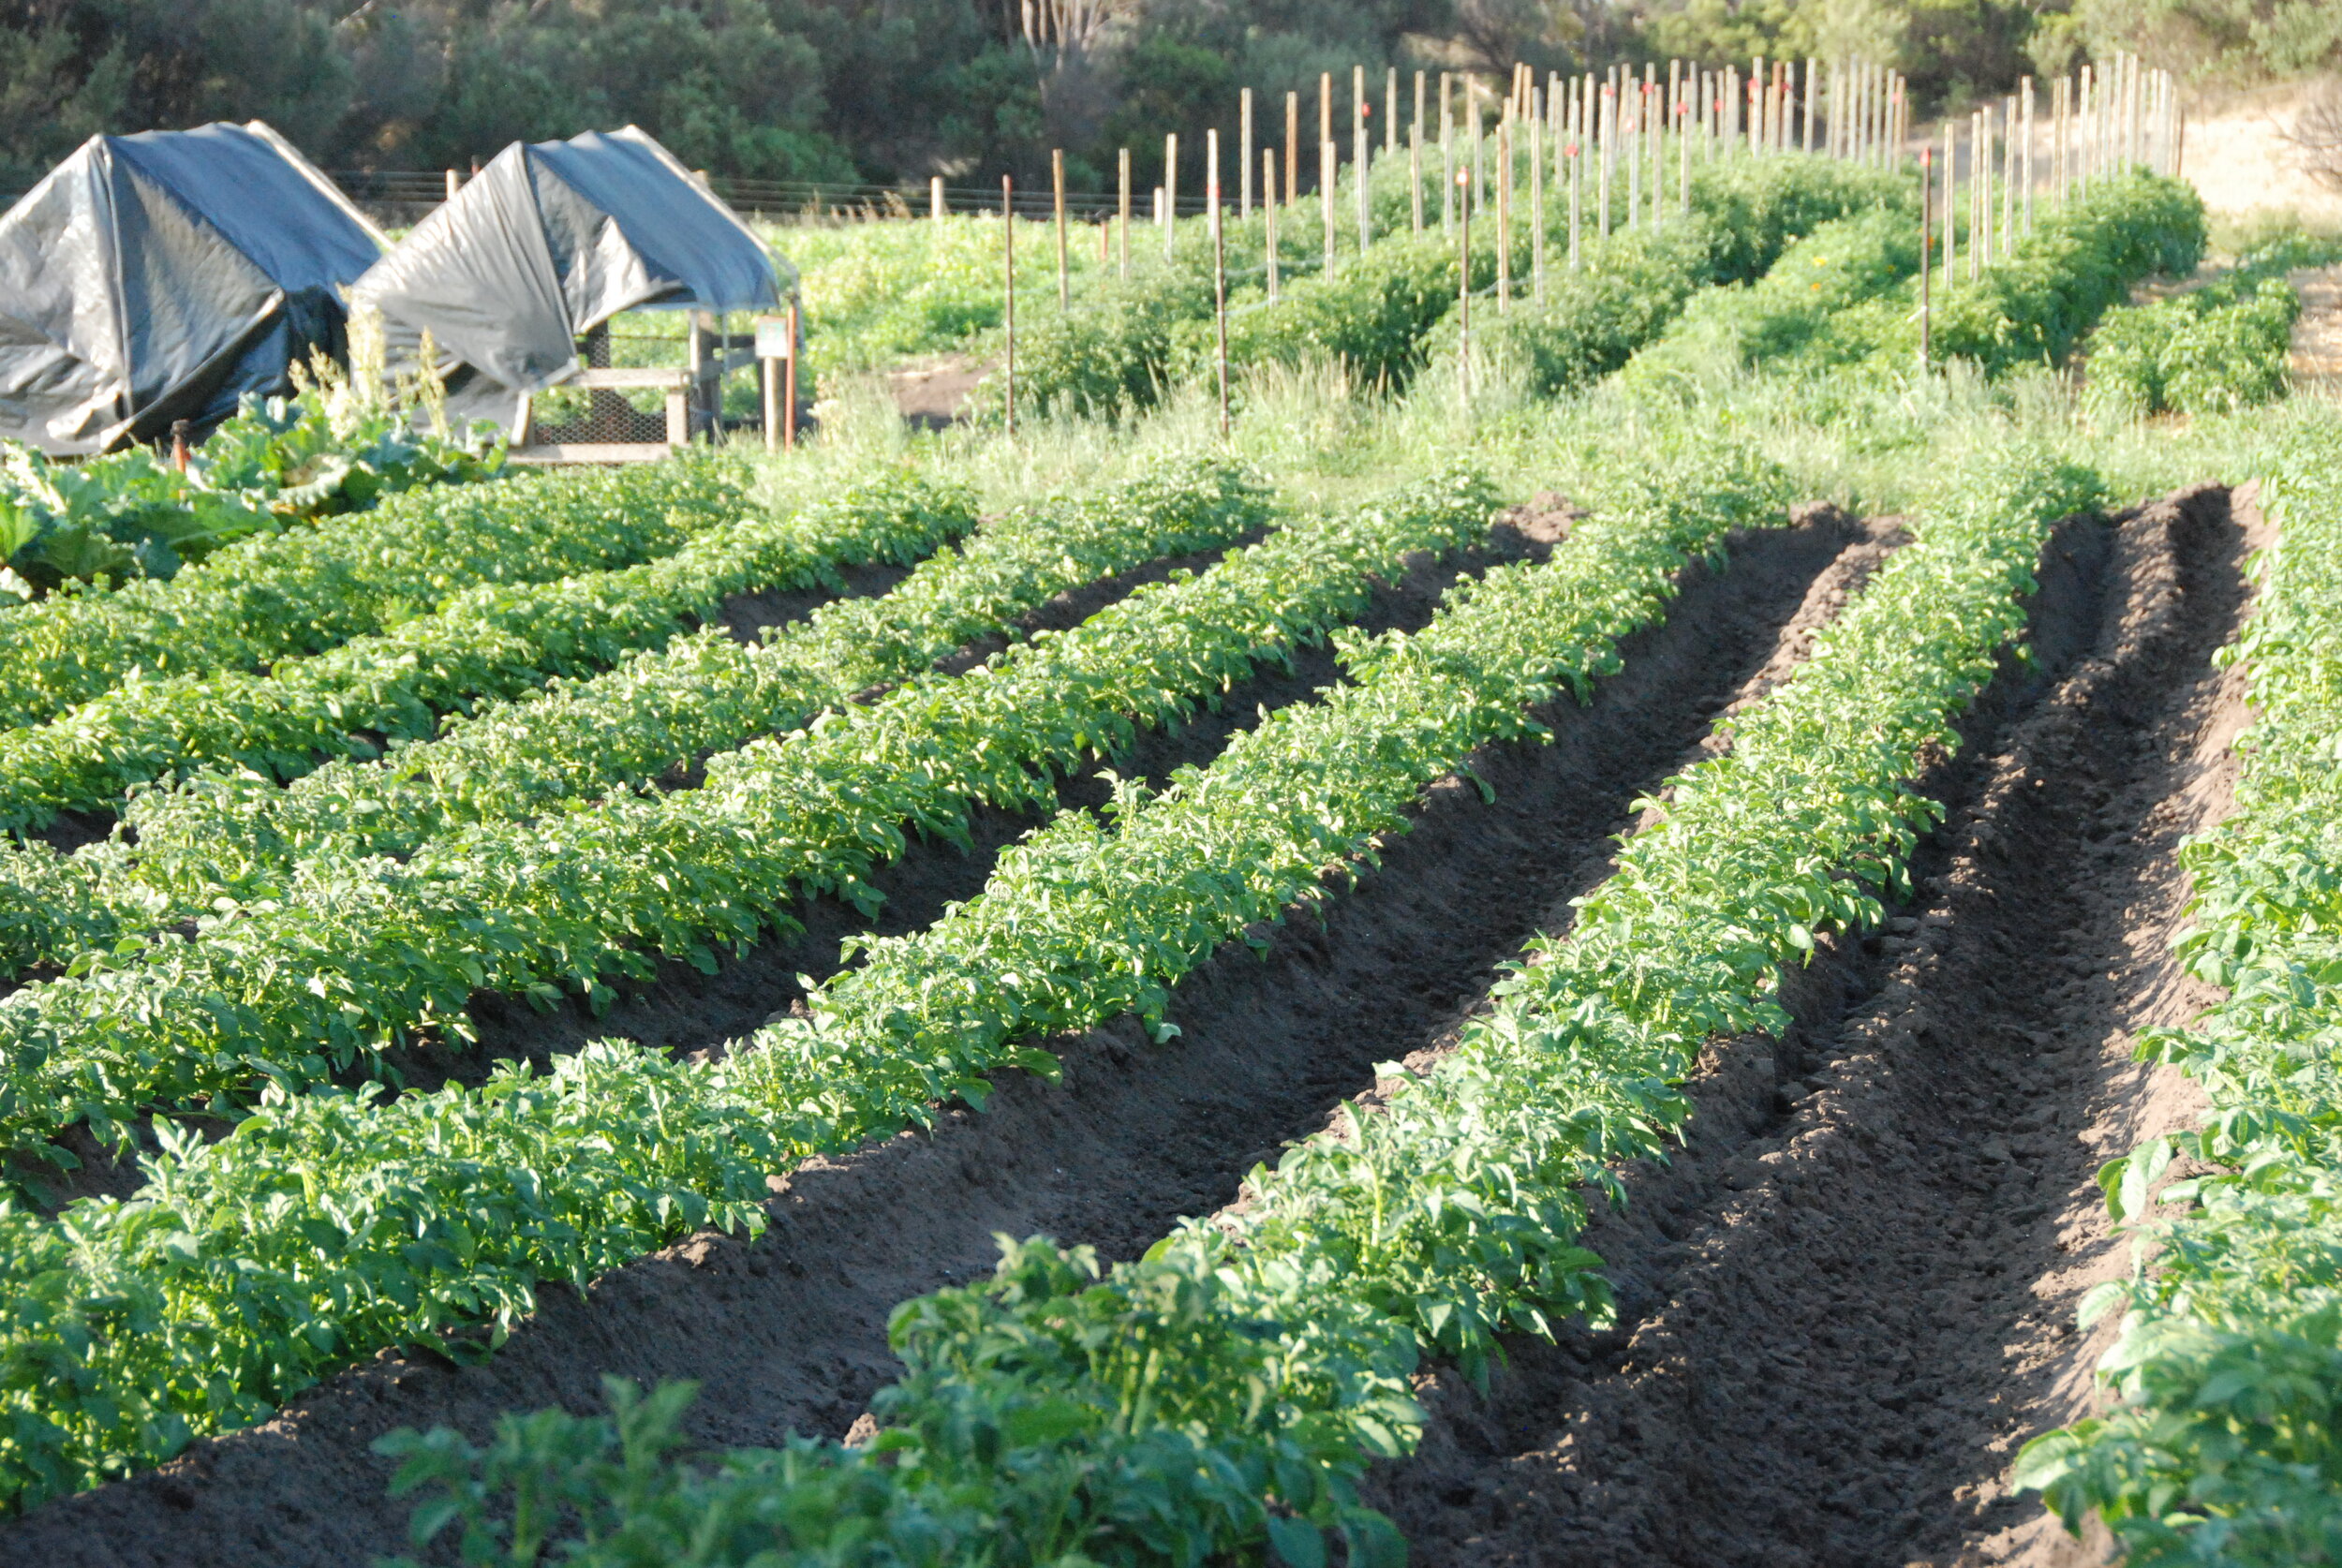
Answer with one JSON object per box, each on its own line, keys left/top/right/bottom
{"left": 0, "top": 122, "right": 385, "bottom": 454}
{"left": 350, "top": 126, "right": 790, "bottom": 430}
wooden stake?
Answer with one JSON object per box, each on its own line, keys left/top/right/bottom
{"left": 1209, "top": 128, "right": 1228, "bottom": 437}
{"left": 1164, "top": 132, "right": 1178, "bottom": 258}
{"left": 1286, "top": 91, "right": 1299, "bottom": 212}
{"left": 2021, "top": 77, "right": 2036, "bottom": 234}
{"left": 1496, "top": 115, "right": 1510, "bottom": 311}
{"left": 779, "top": 304, "right": 797, "bottom": 450}
{"left": 1052, "top": 149, "right": 1069, "bottom": 311}
{"left": 1530, "top": 103, "right": 1545, "bottom": 303}
{"left": 930, "top": 175, "right": 944, "bottom": 219}
{"left": 1410, "top": 123, "right": 1423, "bottom": 233}
{"left": 1568, "top": 136, "right": 1581, "bottom": 268}
{"left": 1919, "top": 149, "right": 1933, "bottom": 367}
{"left": 1386, "top": 66, "right": 1399, "bottom": 155}
{"left": 1456, "top": 168, "right": 1471, "bottom": 401}
{"left": 1265, "top": 148, "right": 1280, "bottom": 299}
{"left": 1118, "top": 147, "right": 1132, "bottom": 278}
{"left": 999, "top": 177, "right": 1018, "bottom": 438}
{"left": 1241, "top": 88, "right": 1254, "bottom": 216}
{"left": 1441, "top": 78, "right": 1455, "bottom": 230}
{"left": 1321, "top": 137, "right": 1336, "bottom": 270}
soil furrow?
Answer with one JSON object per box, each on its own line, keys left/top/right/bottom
{"left": 0, "top": 508, "right": 1860, "bottom": 1568}
{"left": 443, "top": 510, "right": 1557, "bottom": 1073}
{"left": 1368, "top": 484, "right": 2248, "bottom": 1568}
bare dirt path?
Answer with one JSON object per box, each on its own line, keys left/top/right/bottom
{"left": 1366, "top": 485, "right": 2250, "bottom": 1568}
{"left": 0, "top": 509, "right": 1863, "bottom": 1568}
{"left": 2290, "top": 262, "right": 2342, "bottom": 392}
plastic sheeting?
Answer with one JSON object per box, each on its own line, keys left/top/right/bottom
{"left": 351, "top": 127, "right": 790, "bottom": 431}
{"left": 0, "top": 123, "right": 385, "bottom": 455}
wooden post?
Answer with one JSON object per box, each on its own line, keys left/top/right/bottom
{"left": 931, "top": 175, "right": 945, "bottom": 219}
{"left": 762, "top": 354, "right": 778, "bottom": 454}
{"left": 1355, "top": 64, "right": 1371, "bottom": 252}
{"left": 1265, "top": 148, "right": 1280, "bottom": 299}
{"left": 1164, "top": 132, "right": 1178, "bottom": 258}
{"left": 1209, "top": 129, "right": 1228, "bottom": 437}
{"left": 1943, "top": 119, "right": 1957, "bottom": 296}
{"left": 1456, "top": 166, "right": 1471, "bottom": 401}
{"left": 1286, "top": 91, "right": 1299, "bottom": 212}
{"left": 1321, "top": 138, "right": 1336, "bottom": 270}
{"left": 1410, "top": 123, "right": 1423, "bottom": 233}
{"left": 170, "top": 419, "right": 189, "bottom": 472}
{"left": 1597, "top": 82, "right": 1611, "bottom": 236}
{"left": 686, "top": 309, "right": 705, "bottom": 439}
{"left": 1415, "top": 69, "right": 1426, "bottom": 149}
{"left": 443, "top": 169, "right": 459, "bottom": 201}
{"left": 783, "top": 304, "right": 799, "bottom": 451}
{"left": 1496, "top": 115, "right": 1510, "bottom": 311}
{"left": 1919, "top": 149, "right": 1932, "bottom": 368}
{"left": 1241, "top": 88, "right": 1254, "bottom": 217}
{"left": 1320, "top": 70, "right": 1332, "bottom": 181}
{"left": 1530, "top": 103, "right": 1545, "bottom": 303}
{"left": 1568, "top": 136, "right": 1581, "bottom": 268}
{"left": 1440, "top": 76, "right": 1455, "bottom": 230}
{"left": 2002, "top": 95, "right": 2017, "bottom": 252}
{"left": 1625, "top": 81, "right": 1640, "bottom": 228}
{"left": 1678, "top": 96, "right": 1691, "bottom": 212}
{"left": 1001, "top": 176, "right": 1015, "bottom": 436}
{"left": 2021, "top": 78, "right": 2036, "bottom": 234}
{"left": 1052, "top": 150, "right": 1070, "bottom": 311}
{"left": 1386, "top": 66, "right": 1399, "bottom": 155}
{"left": 1119, "top": 148, "right": 1132, "bottom": 278}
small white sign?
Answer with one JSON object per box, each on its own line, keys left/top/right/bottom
{"left": 755, "top": 316, "right": 794, "bottom": 360}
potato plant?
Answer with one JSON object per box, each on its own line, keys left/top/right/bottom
{"left": 0, "top": 460, "right": 753, "bottom": 731}
{"left": 2015, "top": 411, "right": 2342, "bottom": 1568}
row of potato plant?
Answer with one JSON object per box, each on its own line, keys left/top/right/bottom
{"left": 0, "top": 460, "right": 1267, "bottom": 990}
{"left": 1421, "top": 159, "right": 1915, "bottom": 399}
{"left": 374, "top": 441, "right": 2102, "bottom": 1568}
{"left": 0, "top": 459, "right": 1271, "bottom": 1158}
{"left": 0, "top": 459, "right": 753, "bottom": 731}
{"left": 2014, "top": 415, "right": 2342, "bottom": 1567}
{"left": 0, "top": 473, "right": 978, "bottom": 834}
{"left": 0, "top": 442, "right": 1777, "bottom": 1509}
{"left": 1767, "top": 170, "right": 2206, "bottom": 386}
{"left": 1010, "top": 155, "right": 1910, "bottom": 420}
{"left": 2084, "top": 229, "right": 2342, "bottom": 419}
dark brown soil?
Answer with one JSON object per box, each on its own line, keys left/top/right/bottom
{"left": 1364, "top": 484, "right": 2247, "bottom": 1568}
{"left": 0, "top": 508, "right": 1861, "bottom": 1568}
{"left": 438, "top": 510, "right": 1562, "bottom": 1075}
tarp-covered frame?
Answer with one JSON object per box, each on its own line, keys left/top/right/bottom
{"left": 351, "top": 126, "right": 793, "bottom": 436}
{"left": 0, "top": 122, "right": 386, "bottom": 456}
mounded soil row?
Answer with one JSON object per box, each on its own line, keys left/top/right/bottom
{"left": 1366, "top": 483, "right": 2251, "bottom": 1568}
{"left": 1, "top": 507, "right": 1866, "bottom": 1567}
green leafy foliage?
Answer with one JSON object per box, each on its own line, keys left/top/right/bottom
{"left": 0, "top": 388, "right": 501, "bottom": 594}
{"left": 0, "top": 459, "right": 1276, "bottom": 1158}
{"left": 371, "top": 441, "right": 2105, "bottom": 1567}
{"left": 0, "top": 457, "right": 751, "bottom": 732}
{"left": 2013, "top": 411, "right": 2342, "bottom": 1567}
{"left": 2086, "top": 233, "right": 2342, "bottom": 418}
{"left": 1008, "top": 151, "right": 1911, "bottom": 419}
{"left": 1799, "top": 170, "right": 2207, "bottom": 377}
{"left": 0, "top": 471, "right": 976, "bottom": 835}
{"left": 0, "top": 447, "right": 1783, "bottom": 1509}
{"left": 1429, "top": 155, "right": 1916, "bottom": 397}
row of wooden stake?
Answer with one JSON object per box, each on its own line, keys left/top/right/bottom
{"left": 966, "top": 50, "right": 2180, "bottom": 439}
